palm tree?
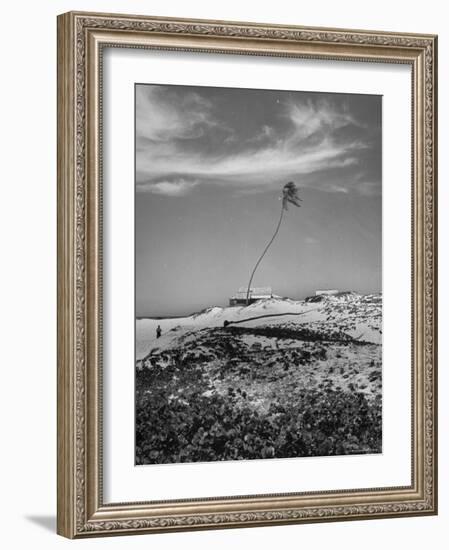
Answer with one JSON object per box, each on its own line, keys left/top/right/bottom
{"left": 245, "top": 182, "right": 302, "bottom": 305}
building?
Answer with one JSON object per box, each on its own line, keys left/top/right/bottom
{"left": 315, "top": 289, "right": 339, "bottom": 296}
{"left": 229, "top": 287, "right": 273, "bottom": 306}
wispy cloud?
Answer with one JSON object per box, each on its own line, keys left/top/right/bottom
{"left": 246, "top": 124, "right": 275, "bottom": 143}
{"left": 138, "top": 178, "right": 199, "bottom": 196}
{"left": 137, "top": 137, "right": 362, "bottom": 184}
{"left": 283, "top": 98, "right": 360, "bottom": 141}
{"left": 304, "top": 236, "right": 320, "bottom": 244}
{"left": 353, "top": 179, "right": 382, "bottom": 197}
{"left": 136, "top": 86, "right": 379, "bottom": 197}
{"left": 136, "top": 86, "right": 220, "bottom": 142}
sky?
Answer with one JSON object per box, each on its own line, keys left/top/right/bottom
{"left": 135, "top": 83, "right": 382, "bottom": 317}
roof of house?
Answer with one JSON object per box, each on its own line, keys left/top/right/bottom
{"left": 232, "top": 287, "right": 273, "bottom": 300}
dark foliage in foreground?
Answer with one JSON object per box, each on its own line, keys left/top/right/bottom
{"left": 136, "top": 321, "right": 382, "bottom": 464}
{"left": 136, "top": 384, "right": 381, "bottom": 464}
{"left": 227, "top": 325, "right": 368, "bottom": 345}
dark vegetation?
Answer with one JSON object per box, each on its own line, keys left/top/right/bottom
{"left": 136, "top": 326, "right": 382, "bottom": 464}
{"left": 227, "top": 325, "right": 369, "bottom": 345}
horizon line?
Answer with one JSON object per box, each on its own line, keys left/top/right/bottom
{"left": 136, "top": 290, "right": 382, "bottom": 320}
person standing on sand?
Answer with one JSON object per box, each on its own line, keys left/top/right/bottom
{"left": 156, "top": 325, "right": 161, "bottom": 339}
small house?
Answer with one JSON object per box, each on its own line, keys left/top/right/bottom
{"left": 229, "top": 287, "right": 273, "bottom": 306}
{"left": 315, "top": 289, "right": 339, "bottom": 296}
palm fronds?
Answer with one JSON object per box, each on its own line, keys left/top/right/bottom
{"left": 282, "top": 181, "right": 302, "bottom": 210}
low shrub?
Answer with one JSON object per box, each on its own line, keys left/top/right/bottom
{"left": 136, "top": 386, "right": 381, "bottom": 464}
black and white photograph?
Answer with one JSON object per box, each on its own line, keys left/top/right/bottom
{"left": 135, "top": 83, "right": 382, "bottom": 465}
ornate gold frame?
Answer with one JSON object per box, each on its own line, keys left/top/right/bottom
{"left": 57, "top": 11, "right": 438, "bottom": 538}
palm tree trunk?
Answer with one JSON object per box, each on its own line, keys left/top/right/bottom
{"left": 246, "top": 202, "right": 285, "bottom": 305}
